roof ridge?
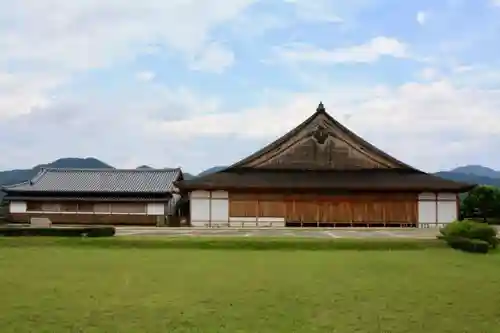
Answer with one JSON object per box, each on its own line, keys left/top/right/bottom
{"left": 43, "top": 167, "right": 181, "bottom": 172}
{"left": 1, "top": 168, "right": 48, "bottom": 190}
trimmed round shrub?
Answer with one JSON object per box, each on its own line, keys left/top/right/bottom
{"left": 439, "top": 221, "right": 498, "bottom": 253}
{"left": 440, "top": 220, "right": 498, "bottom": 248}
{"left": 445, "top": 237, "right": 490, "bottom": 253}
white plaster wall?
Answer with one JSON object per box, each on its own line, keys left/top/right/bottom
{"left": 210, "top": 199, "right": 229, "bottom": 222}
{"left": 191, "top": 198, "right": 210, "bottom": 220}
{"left": 257, "top": 217, "right": 285, "bottom": 227}
{"left": 418, "top": 192, "right": 436, "bottom": 228}
{"left": 418, "top": 201, "right": 436, "bottom": 224}
{"left": 418, "top": 192, "right": 458, "bottom": 228}
{"left": 229, "top": 217, "right": 257, "bottom": 222}
{"left": 146, "top": 203, "right": 165, "bottom": 216}
{"left": 10, "top": 201, "right": 27, "bottom": 213}
{"left": 437, "top": 201, "right": 457, "bottom": 224}
{"left": 189, "top": 191, "right": 230, "bottom": 227}
{"left": 437, "top": 193, "right": 456, "bottom": 200}
{"left": 229, "top": 217, "right": 256, "bottom": 227}
{"left": 191, "top": 190, "right": 210, "bottom": 199}
{"left": 211, "top": 191, "right": 229, "bottom": 199}
{"left": 190, "top": 191, "right": 211, "bottom": 227}
{"left": 418, "top": 192, "right": 436, "bottom": 200}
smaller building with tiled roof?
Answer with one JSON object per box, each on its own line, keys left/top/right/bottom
{"left": 2, "top": 168, "right": 185, "bottom": 226}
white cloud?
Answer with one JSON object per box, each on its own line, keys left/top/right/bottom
{"left": 189, "top": 43, "right": 236, "bottom": 73}
{"left": 1, "top": 68, "right": 500, "bottom": 173}
{"left": 273, "top": 37, "right": 409, "bottom": 64}
{"left": 416, "top": 11, "right": 428, "bottom": 25}
{"left": 0, "top": 73, "right": 65, "bottom": 118}
{"left": 453, "top": 65, "right": 477, "bottom": 73}
{"left": 0, "top": 0, "right": 255, "bottom": 118}
{"left": 491, "top": 0, "right": 500, "bottom": 7}
{"left": 135, "top": 71, "right": 156, "bottom": 82}
{"left": 0, "top": 0, "right": 253, "bottom": 70}
{"left": 283, "top": 0, "right": 343, "bottom": 23}
{"left": 419, "top": 67, "right": 439, "bottom": 80}
{"left": 147, "top": 78, "right": 500, "bottom": 172}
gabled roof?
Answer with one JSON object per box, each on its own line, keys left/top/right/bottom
{"left": 225, "top": 102, "right": 415, "bottom": 171}
{"left": 2, "top": 168, "right": 182, "bottom": 194}
{"left": 176, "top": 102, "right": 475, "bottom": 192}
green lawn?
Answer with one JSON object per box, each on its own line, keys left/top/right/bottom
{"left": 1, "top": 237, "right": 500, "bottom": 333}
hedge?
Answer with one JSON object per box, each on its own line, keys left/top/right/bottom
{"left": 439, "top": 220, "right": 498, "bottom": 253}
{"left": 0, "top": 226, "right": 116, "bottom": 238}
{"left": 444, "top": 236, "right": 490, "bottom": 254}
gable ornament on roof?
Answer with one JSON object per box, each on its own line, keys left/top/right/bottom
{"left": 316, "top": 101, "right": 326, "bottom": 113}
{"left": 312, "top": 125, "right": 329, "bottom": 144}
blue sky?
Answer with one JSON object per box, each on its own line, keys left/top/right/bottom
{"left": 0, "top": 0, "right": 500, "bottom": 174}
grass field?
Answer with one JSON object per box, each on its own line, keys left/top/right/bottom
{"left": 1, "top": 237, "right": 500, "bottom": 333}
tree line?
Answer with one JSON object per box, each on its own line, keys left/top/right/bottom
{"left": 460, "top": 185, "right": 500, "bottom": 223}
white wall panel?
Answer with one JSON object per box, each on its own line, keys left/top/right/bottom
{"left": 146, "top": 203, "right": 164, "bottom": 215}
{"left": 257, "top": 217, "right": 285, "bottom": 227}
{"left": 210, "top": 199, "right": 229, "bottom": 222}
{"left": 437, "top": 193, "right": 456, "bottom": 201}
{"left": 418, "top": 201, "right": 436, "bottom": 224}
{"left": 229, "top": 217, "right": 257, "bottom": 222}
{"left": 418, "top": 192, "right": 436, "bottom": 200}
{"left": 211, "top": 191, "right": 229, "bottom": 199}
{"left": 10, "top": 201, "right": 27, "bottom": 213}
{"left": 190, "top": 191, "right": 210, "bottom": 199}
{"left": 191, "top": 198, "right": 210, "bottom": 221}
{"left": 438, "top": 201, "right": 457, "bottom": 224}
{"left": 257, "top": 217, "right": 285, "bottom": 223}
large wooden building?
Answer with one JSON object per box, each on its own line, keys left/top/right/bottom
{"left": 3, "top": 168, "right": 185, "bottom": 225}
{"left": 176, "top": 103, "right": 475, "bottom": 228}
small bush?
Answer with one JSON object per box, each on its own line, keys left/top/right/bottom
{"left": 440, "top": 220, "right": 498, "bottom": 248}
{"left": 0, "top": 226, "right": 115, "bottom": 238}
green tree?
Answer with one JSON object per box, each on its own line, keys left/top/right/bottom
{"left": 461, "top": 185, "right": 500, "bottom": 223}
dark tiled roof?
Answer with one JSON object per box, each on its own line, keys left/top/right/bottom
{"left": 2, "top": 195, "right": 171, "bottom": 202}
{"left": 176, "top": 168, "right": 475, "bottom": 192}
{"left": 2, "top": 168, "right": 182, "bottom": 193}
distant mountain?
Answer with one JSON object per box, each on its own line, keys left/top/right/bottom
{"left": 38, "top": 157, "right": 112, "bottom": 170}
{"left": 197, "top": 166, "right": 226, "bottom": 177}
{"left": 136, "top": 165, "right": 152, "bottom": 169}
{"left": 183, "top": 173, "right": 196, "bottom": 180}
{"left": 434, "top": 171, "right": 500, "bottom": 187}
{"left": 0, "top": 158, "right": 112, "bottom": 187}
{"left": 448, "top": 165, "right": 500, "bottom": 179}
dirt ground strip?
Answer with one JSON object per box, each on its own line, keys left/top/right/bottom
{"left": 115, "top": 227, "right": 441, "bottom": 239}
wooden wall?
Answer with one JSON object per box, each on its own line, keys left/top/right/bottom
{"left": 26, "top": 201, "right": 147, "bottom": 214}
{"left": 7, "top": 213, "right": 161, "bottom": 226}
{"left": 229, "top": 193, "right": 418, "bottom": 225}
{"left": 8, "top": 201, "right": 165, "bottom": 226}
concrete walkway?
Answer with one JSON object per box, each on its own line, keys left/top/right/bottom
{"left": 115, "top": 227, "right": 441, "bottom": 239}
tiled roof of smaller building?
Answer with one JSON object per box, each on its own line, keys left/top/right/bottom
{"left": 2, "top": 168, "right": 182, "bottom": 193}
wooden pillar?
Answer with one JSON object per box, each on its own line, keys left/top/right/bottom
{"left": 435, "top": 192, "right": 438, "bottom": 226}
{"left": 255, "top": 198, "right": 259, "bottom": 227}
{"left": 208, "top": 191, "right": 212, "bottom": 228}
{"left": 316, "top": 201, "right": 320, "bottom": 228}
